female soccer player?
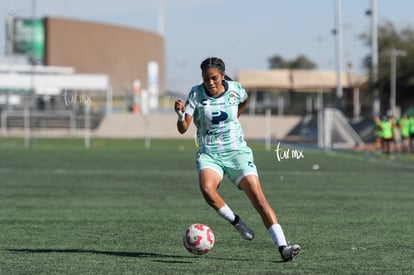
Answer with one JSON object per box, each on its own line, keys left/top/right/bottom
{"left": 174, "top": 57, "right": 300, "bottom": 262}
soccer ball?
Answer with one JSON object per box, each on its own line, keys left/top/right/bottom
{"left": 183, "top": 223, "right": 215, "bottom": 255}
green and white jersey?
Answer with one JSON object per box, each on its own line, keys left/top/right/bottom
{"left": 184, "top": 80, "right": 248, "bottom": 154}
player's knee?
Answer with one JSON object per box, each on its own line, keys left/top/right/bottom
{"left": 199, "top": 182, "right": 217, "bottom": 197}
{"left": 199, "top": 184, "right": 220, "bottom": 208}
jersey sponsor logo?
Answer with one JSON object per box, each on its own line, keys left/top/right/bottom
{"left": 200, "top": 99, "right": 225, "bottom": 107}
{"left": 211, "top": 111, "right": 228, "bottom": 124}
{"left": 228, "top": 93, "right": 237, "bottom": 105}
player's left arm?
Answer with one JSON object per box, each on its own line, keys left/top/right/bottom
{"left": 238, "top": 96, "right": 249, "bottom": 117}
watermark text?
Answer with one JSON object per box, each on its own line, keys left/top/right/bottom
{"left": 274, "top": 142, "right": 304, "bottom": 161}
{"left": 64, "top": 90, "right": 91, "bottom": 106}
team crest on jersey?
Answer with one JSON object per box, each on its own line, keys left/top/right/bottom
{"left": 228, "top": 93, "right": 237, "bottom": 105}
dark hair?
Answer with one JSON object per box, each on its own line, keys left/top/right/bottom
{"left": 200, "top": 57, "right": 233, "bottom": 81}
{"left": 200, "top": 57, "right": 225, "bottom": 72}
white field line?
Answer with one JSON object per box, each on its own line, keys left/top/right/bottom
{"left": 0, "top": 167, "right": 160, "bottom": 175}
{"left": 325, "top": 151, "right": 414, "bottom": 170}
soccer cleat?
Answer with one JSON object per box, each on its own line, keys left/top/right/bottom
{"left": 279, "top": 244, "right": 301, "bottom": 262}
{"left": 232, "top": 215, "right": 255, "bottom": 240}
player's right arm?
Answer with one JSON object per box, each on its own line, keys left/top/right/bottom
{"left": 175, "top": 99, "right": 192, "bottom": 134}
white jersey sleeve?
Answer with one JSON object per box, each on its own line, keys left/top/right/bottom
{"left": 183, "top": 81, "right": 248, "bottom": 153}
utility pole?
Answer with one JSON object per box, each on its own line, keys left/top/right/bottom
{"left": 388, "top": 48, "right": 406, "bottom": 117}
{"left": 157, "top": 0, "right": 165, "bottom": 36}
{"left": 366, "top": 0, "right": 379, "bottom": 117}
{"left": 334, "top": 0, "right": 343, "bottom": 110}
{"left": 25, "top": 0, "right": 37, "bottom": 148}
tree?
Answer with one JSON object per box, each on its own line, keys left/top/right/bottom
{"left": 361, "top": 20, "right": 414, "bottom": 114}
{"left": 268, "top": 54, "right": 317, "bottom": 69}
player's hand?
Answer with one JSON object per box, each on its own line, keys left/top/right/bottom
{"left": 174, "top": 100, "right": 185, "bottom": 121}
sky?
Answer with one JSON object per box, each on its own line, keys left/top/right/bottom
{"left": 1, "top": 0, "right": 414, "bottom": 95}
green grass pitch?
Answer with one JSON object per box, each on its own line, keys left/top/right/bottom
{"left": 0, "top": 138, "right": 413, "bottom": 274}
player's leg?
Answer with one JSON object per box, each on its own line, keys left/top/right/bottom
{"left": 402, "top": 137, "right": 409, "bottom": 152}
{"left": 386, "top": 138, "right": 393, "bottom": 156}
{"left": 375, "top": 135, "right": 382, "bottom": 154}
{"left": 410, "top": 134, "right": 414, "bottom": 153}
{"left": 239, "top": 175, "right": 300, "bottom": 262}
{"left": 381, "top": 137, "right": 387, "bottom": 155}
{"left": 239, "top": 175, "right": 277, "bottom": 228}
{"left": 199, "top": 168, "right": 255, "bottom": 240}
{"left": 198, "top": 168, "right": 225, "bottom": 210}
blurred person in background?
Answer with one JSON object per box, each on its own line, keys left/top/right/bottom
{"left": 409, "top": 113, "right": 414, "bottom": 153}
{"left": 398, "top": 114, "right": 410, "bottom": 153}
{"left": 374, "top": 115, "right": 383, "bottom": 155}
{"left": 380, "top": 115, "right": 395, "bottom": 159}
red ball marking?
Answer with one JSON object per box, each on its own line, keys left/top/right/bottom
{"left": 194, "top": 224, "right": 205, "bottom": 231}
{"left": 206, "top": 228, "right": 214, "bottom": 245}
